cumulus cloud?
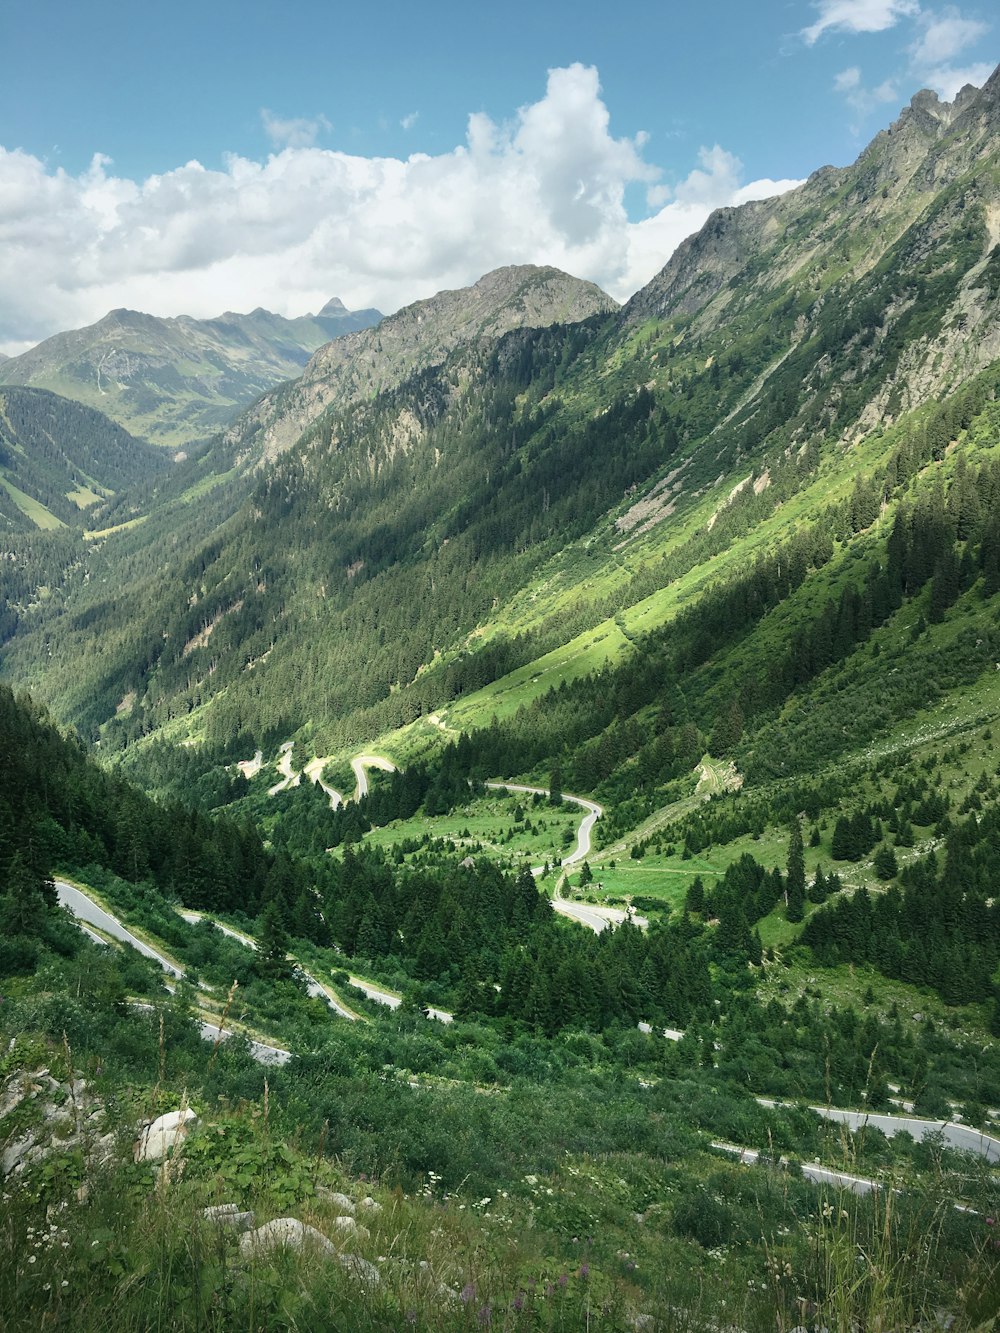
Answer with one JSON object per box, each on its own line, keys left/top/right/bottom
{"left": 802, "top": 0, "right": 919, "bottom": 45}
{"left": 400, "top": 111, "right": 419, "bottom": 131}
{"left": 907, "top": 6, "right": 993, "bottom": 100}
{"left": 0, "top": 65, "right": 801, "bottom": 352}
{"left": 920, "top": 59, "right": 995, "bottom": 97}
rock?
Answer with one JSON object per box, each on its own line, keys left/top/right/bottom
{"left": 2, "top": 1133, "right": 37, "bottom": 1176}
{"left": 338, "top": 1253, "right": 381, "bottom": 1289}
{"left": 204, "top": 1203, "right": 256, "bottom": 1232}
{"left": 135, "top": 1108, "right": 197, "bottom": 1162}
{"left": 357, "top": 1195, "right": 382, "bottom": 1214}
{"left": 317, "top": 1187, "right": 355, "bottom": 1215}
{"left": 331, "top": 1215, "right": 369, "bottom": 1240}
{"left": 239, "top": 1218, "right": 337, "bottom": 1260}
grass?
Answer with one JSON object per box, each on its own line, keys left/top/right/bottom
{"left": 85, "top": 515, "right": 149, "bottom": 540}
{"left": 0, "top": 476, "right": 64, "bottom": 529}
{"left": 65, "top": 483, "right": 103, "bottom": 509}
{"left": 361, "top": 789, "right": 585, "bottom": 867}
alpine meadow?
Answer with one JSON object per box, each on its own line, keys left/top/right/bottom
{"left": 5, "top": 28, "right": 1000, "bottom": 1332}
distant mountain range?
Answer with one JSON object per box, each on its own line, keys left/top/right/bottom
{"left": 0, "top": 299, "right": 382, "bottom": 449}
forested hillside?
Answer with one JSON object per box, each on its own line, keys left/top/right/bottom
{"left": 0, "top": 387, "right": 167, "bottom": 531}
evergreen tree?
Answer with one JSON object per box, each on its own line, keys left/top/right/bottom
{"left": 786, "top": 821, "right": 806, "bottom": 922}
{"left": 255, "top": 900, "right": 293, "bottom": 981}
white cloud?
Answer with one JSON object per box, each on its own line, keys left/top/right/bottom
{"left": 918, "top": 59, "right": 994, "bottom": 97}
{"left": 907, "top": 6, "right": 993, "bottom": 100}
{"left": 617, "top": 147, "right": 802, "bottom": 301}
{"left": 832, "top": 66, "right": 900, "bottom": 120}
{"left": 909, "top": 8, "right": 988, "bottom": 64}
{"left": 823, "top": 2, "right": 993, "bottom": 124}
{"left": 401, "top": 112, "right": 419, "bottom": 131}
{"left": 0, "top": 65, "right": 801, "bottom": 351}
{"left": 261, "top": 109, "right": 332, "bottom": 149}
{"left": 802, "top": 0, "right": 920, "bottom": 45}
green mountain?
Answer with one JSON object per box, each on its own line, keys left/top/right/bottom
{"left": 6, "top": 72, "right": 999, "bottom": 760}
{"left": 0, "top": 299, "right": 382, "bottom": 450}
{"left": 0, "top": 386, "right": 167, "bottom": 532}
{"left": 222, "top": 264, "right": 619, "bottom": 468}
{"left": 7, "top": 72, "right": 1000, "bottom": 1330}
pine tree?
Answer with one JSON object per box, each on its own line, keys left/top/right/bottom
{"left": 786, "top": 821, "right": 806, "bottom": 922}
{"left": 255, "top": 900, "right": 293, "bottom": 981}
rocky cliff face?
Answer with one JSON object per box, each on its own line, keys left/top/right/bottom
{"left": 623, "top": 65, "right": 1000, "bottom": 434}
{"left": 223, "top": 265, "right": 618, "bottom": 467}
{"left": 625, "top": 68, "right": 999, "bottom": 334}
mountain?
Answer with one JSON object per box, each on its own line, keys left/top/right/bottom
{"left": 0, "top": 386, "right": 167, "bottom": 532}
{"left": 3, "top": 70, "right": 1000, "bottom": 767}
{"left": 221, "top": 264, "right": 619, "bottom": 467}
{"left": 7, "top": 73, "right": 1000, "bottom": 1333}
{"left": 0, "top": 299, "right": 382, "bottom": 449}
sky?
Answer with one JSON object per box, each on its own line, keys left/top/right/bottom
{"left": 0, "top": 0, "right": 995, "bottom": 354}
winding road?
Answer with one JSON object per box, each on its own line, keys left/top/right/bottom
{"left": 56, "top": 882, "right": 184, "bottom": 978}
{"left": 178, "top": 909, "right": 359, "bottom": 1021}
{"left": 267, "top": 741, "right": 302, "bottom": 796}
{"left": 352, "top": 754, "right": 397, "bottom": 798}
{"left": 304, "top": 757, "right": 344, "bottom": 810}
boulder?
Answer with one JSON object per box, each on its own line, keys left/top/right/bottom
{"left": 203, "top": 1203, "right": 256, "bottom": 1232}
{"left": 239, "top": 1217, "right": 337, "bottom": 1260}
{"left": 338, "top": 1252, "right": 381, "bottom": 1289}
{"left": 135, "top": 1108, "right": 197, "bottom": 1162}
{"left": 317, "top": 1187, "right": 355, "bottom": 1215}
{"left": 357, "top": 1195, "right": 382, "bottom": 1214}
{"left": 331, "top": 1215, "right": 369, "bottom": 1240}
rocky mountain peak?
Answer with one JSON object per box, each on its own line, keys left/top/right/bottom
{"left": 318, "top": 297, "right": 348, "bottom": 316}
{"left": 226, "top": 264, "right": 617, "bottom": 467}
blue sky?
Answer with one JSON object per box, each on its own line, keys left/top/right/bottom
{"left": 0, "top": 0, "right": 995, "bottom": 351}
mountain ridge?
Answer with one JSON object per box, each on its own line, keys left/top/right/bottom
{"left": 221, "top": 263, "right": 619, "bottom": 468}
{"left": 0, "top": 298, "right": 383, "bottom": 449}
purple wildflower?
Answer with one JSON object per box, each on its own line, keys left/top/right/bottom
{"left": 558, "top": 1273, "right": 568, "bottom": 1289}
{"left": 461, "top": 1282, "right": 476, "bottom": 1305}
{"left": 477, "top": 1304, "right": 492, "bottom": 1327}
{"left": 578, "top": 1263, "right": 590, "bottom": 1279}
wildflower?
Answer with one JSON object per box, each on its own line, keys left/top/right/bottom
{"left": 477, "top": 1305, "right": 492, "bottom": 1327}
{"left": 461, "top": 1282, "right": 476, "bottom": 1305}
{"left": 578, "top": 1263, "right": 590, "bottom": 1279}
{"left": 61, "top": 1281, "right": 68, "bottom": 1289}
{"left": 512, "top": 1292, "right": 525, "bottom": 1312}
{"left": 558, "top": 1273, "right": 568, "bottom": 1288}
{"left": 27, "top": 1256, "right": 36, "bottom": 1265}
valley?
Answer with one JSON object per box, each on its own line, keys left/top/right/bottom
{"left": 4, "top": 62, "right": 1000, "bottom": 1331}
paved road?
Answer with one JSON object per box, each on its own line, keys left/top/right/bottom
{"left": 813, "top": 1106, "right": 1000, "bottom": 1163}
{"left": 57, "top": 881, "right": 184, "bottom": 978}
{"left": 348, "top": 975, "right": 453, "bottom": 1024}
{"left": 236, "top": 750, "right": 264, "bottom": 779}
{"left": 352, "top": 754, "right": 397, "bottom": 799}
{"left": 181, "top": 909, "right": 358, "bottom": 1021}
{"left": 304, "top": 757, "right": 343, "bottom": 810}
{"left": 197, "top": 1019, "right": 292, "bottom": 1066}
{"left": 712, "top": 1142, "right": 881, "bottom": 1196}
{"left": 268, "top": 741, "right": 302, "bottom": 796}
